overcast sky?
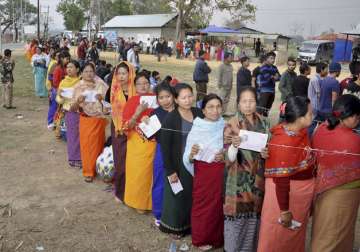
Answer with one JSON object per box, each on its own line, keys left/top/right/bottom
{"left": 31, "top": 0, "right": 360, "bottom": 37}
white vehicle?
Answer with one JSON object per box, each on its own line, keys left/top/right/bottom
{"left": 298, "top": 40, "right": 335, "bottom": 64}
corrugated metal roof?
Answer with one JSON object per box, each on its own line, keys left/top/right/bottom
{"left": 103, "top": 14, "right": 178, "bottom": 28}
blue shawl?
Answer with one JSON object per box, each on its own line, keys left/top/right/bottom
{"left": 183, "top": 117, "right": 225, "bottom": 176}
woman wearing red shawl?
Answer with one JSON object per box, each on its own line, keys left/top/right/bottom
{"left": 110, "top": 62, "right": 136, "bottom": 202}
{"left": 258, "top": 96, "right": 315, "bottom": 252}
{"left": 122, "top": 72, "right": 156, "bottom": 212}
{"left": 311, "top": 94, "right": 360, "bottom": 252}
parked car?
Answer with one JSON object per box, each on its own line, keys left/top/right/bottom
{"left": 298, "top": 40, "right": 335, "bottom": 64}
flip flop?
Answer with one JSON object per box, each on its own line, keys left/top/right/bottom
{"left": 84, "top": 177, "right": 93, "bottom": 183}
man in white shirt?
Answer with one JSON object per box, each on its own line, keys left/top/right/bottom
{"left": 127, "top": 45, "right": 141, "bottom": 72}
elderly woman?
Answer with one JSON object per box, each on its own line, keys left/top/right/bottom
{"left": 183, "top": 93, "right": 225, "bottom": 251}
{"left": 71, "top": 62, "right": 109, "bottom": 183}
{"left": 110, "top": 62, "right": 136, "bottom": 203}
{"left": 258, "top": 96, "right": 315, "bottom": 252}
{"left": 223, "top": 87, "right": 269, "bottom": 252}
{"left": 122, "top": 72, "right": 156, "bottom": 212}
{"left": 311, "top": 95, "right": 360, "bottom": 252}
{"left": 31, "top": 46, "right": 48, "bottom": 97}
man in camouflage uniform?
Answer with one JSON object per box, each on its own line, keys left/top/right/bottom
{"left": 0, "top": 49, "right": 15, "bottom": 109}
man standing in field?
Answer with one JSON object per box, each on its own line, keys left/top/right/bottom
{"left": 217, "top": 52, "right": 233, "bottom": 115}
{"left": 236, "top": 56, "right": 252, "bottom": 103}
{"left": 257, "top": 51, "right": 280, "bottom": 117}
{"left": 279, "top": 57, "right": 297, "bottom": 103}
{"left": 0, "top": 49, "right": 16, "bottom": 109}
{"left": 193, "top": 50, "right": 212, "bottom": 104}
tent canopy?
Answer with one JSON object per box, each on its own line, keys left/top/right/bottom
{"left": 199, "top": 25, "right": 237, "bottom": 34}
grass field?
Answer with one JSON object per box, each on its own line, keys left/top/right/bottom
{"left": 0, "top": 49, "right": 358, "bottom": 252}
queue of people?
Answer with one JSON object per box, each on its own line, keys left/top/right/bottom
{"left": 2, "top": 39, "right": 360, "bottom": 252}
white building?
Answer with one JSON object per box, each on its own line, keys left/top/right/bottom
{"left": 102, "top": 13, "right": 181, "bottom": 42}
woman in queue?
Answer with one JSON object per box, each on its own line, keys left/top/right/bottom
{"left": 257, "top": 96, "right": 315, "bottom": 252}
{"left": 183, "top": 93, "right": 225, "bottom": 251}
{"left": 311, "top": 94, "right": 360, "bottom": 252}
{"left": 159, "top": 83, "right": 203, "bottom": 238}
{"left": 71, "top": 62, "right": 109, "bottom": 183}
{"left": 223, "top": 87, "right": 269, "bottom": 252}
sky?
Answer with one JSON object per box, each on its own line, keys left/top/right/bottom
{"left": 31, "top": 0, "right": 360, "bottom": 37}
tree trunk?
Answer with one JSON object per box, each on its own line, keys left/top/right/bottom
{"left": 175, "top": 10, "right": 183, "bottom": 42}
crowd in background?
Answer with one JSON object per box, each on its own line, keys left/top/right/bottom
{"left": 0, "top": 35, "right": 360, "bottom": 252}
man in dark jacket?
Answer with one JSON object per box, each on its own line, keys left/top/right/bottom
{"left": 236, "top": 56, "right": 252, "bottom": 103}
{"left": 193, "top": 50, "right": 211, "bottom": 103}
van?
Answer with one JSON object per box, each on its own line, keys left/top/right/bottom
{"left": 298, "top": 40, "right": 334, "bottom": 64}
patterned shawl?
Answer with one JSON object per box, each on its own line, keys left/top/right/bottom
{"left": 224, "top": 112, "right": 270, "bottom": 216}
{"left": 110, "top": 62, "right": 136, "bottom": 133}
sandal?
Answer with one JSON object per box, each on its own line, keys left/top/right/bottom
{"left": 84, "top": 177, "right": 93, "bottom": 183}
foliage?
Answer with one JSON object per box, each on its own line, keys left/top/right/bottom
{"left": 0, "top": 0, "right": 37, "bottom": 33}
{"left": 131, "top": 0, "right": 172, "bottom": 15}
{"left": 57, "top": 0, "right": 86, "bottom": 31}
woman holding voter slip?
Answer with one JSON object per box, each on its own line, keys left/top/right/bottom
{"left": 159, "top": 83, "right": 203, "bottom": 238}
{"left": 223, "top": 87, "right": 270, "bottom": 252}
{"left": 148, "top": 83, "right": 176, "bottom": 226}
{"left": 56, "top": 60, "right": 81, "bottom": 168}
{"left": 110, "top": 62, "right": 136, "bottom": 203}
{"left": 122, "top": 72, "right": 157, "bottom": 212}
{"left": 257, "top": 96, "right": 315, "bottom": 252}
{"left": 71, "top": 62, "right": 109, "bottom": 183}
{"left": 183, "top": 94, "right": 226, "bottom": 251}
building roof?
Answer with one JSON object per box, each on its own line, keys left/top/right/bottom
{"left": 103, "top": 13, "right": 178, "bottom": 29}
{"left": 236, "top": 27, "right": 264, "bottom": 35}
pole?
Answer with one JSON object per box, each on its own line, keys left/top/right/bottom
{"left": 0, "top": 19, "right": 2, "bottom": 53}
{"left": 37, "top": 0, "right": 40, "bottom": 40}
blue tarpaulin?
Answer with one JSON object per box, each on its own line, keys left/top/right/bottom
{"left": 333, "top": 39, "right": 353, "bottom": 62}
{"left": 199, "top": 25, "right": 238, "bottom": 34}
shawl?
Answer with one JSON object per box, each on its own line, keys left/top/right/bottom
{"left": 264, "top": 123, "right": 315, "bottom": 178}
{"left": 56, "top": 76, "right": 80, "bottom": 111}
{"left": 122, "top": 94, "right": 156, "bottom": 138}
{"left": 110, "top": 61, "right": 136, "bottom": 133}
{"left": 223, "top": 112, "right": 269, "bottom": 216}
{"left": 46, "top": 59, "right": 57, "bottom": 90}
{"left": 183, "top": 117, "right": 225, "bottom": 176}
{"left": 72, "top": 78, "right": 108, "bottom": 117}
{"left": 312, "top": 123, "right": 360, "bottom": 195}
{"left": 59, "top": 76, "right": 80, "bottom": 89}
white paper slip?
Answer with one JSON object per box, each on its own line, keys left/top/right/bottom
{"left": 140, "top": 96, "right": 159, "bottom": 109}
{"left": 138, "top": 115, "right": 162, "bottom": 138}
{"left": 61, "top": 88, "right": 74, "bottom": 99}
{"left": 168, "top": 177, "right": 183, "bottom": 195}
{"left": 101, "top": 100, "right": 111, "bottom": 108}
{"left": 278, "top": 218, "right": 302, "bottom": 230}
{"left": 82, "top": 90, "right": 99, "bottom": 102}
{"left": 194, "top": 144, "right": 220, "bottom": 163}
{"left": 238, "top": 130, "right": 268, "bottom": 152}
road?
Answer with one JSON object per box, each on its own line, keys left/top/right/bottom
{"left": 0, "top": 42, "right": 25, "bottom": 52}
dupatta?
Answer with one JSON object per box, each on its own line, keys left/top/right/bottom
{"left": 183, "top": 117, "right": 225, "bottom": 176}
{"left": 110, "top": 62, "right": 136, "bottom": 133}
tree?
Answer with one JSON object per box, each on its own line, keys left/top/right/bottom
{"left": 0, "top": 0, "right": 37, "bottom": 35}
{"left": 131, "top": 0, "right": 172, "bottom": 14}
{"left": 290, "top": 22, "right": 304, "bottom": 36}
{"left": 57, "top": 0, "right": 132, "bottom": 32}
{"left": 225, "top": 18, "right": 246, "bottom": 30}
{"left": 57, "top": 1, "right": 86, "bottom": 31}
{"left": 169, "top": 0, "right": 256, "bottom": 41}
